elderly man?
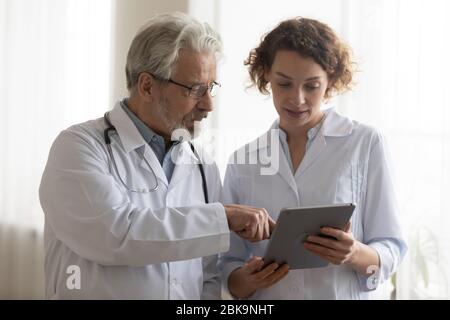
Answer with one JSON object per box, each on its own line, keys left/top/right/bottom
{"left": 39, "top": 12, "right": 273, "bottom": 299}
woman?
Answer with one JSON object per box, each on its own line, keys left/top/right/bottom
{"left": 220, "top": 17, "right": 407, "bottom": 299}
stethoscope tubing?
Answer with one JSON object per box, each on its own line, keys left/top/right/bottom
{"left": 103, "top": 112, "right": 208, "bottom": 202}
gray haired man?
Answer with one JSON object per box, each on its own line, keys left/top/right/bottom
{"left": 39, "top": 12, "right": 274, "bottom": 299}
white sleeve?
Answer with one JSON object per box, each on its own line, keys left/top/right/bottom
{"left": 39, "top": 130, "right": 230, "bottom": 267}
{"left": 218, "top": 162, "right": 252, "bottom": 297}
{"left": 357, "top": 132, "right": 408, "bottom": 291}
{"left": 201, "top": 162, "right": 226, "bottom": 299}
{"left": 201, "top": 254, "right": 221, "bottom": 300}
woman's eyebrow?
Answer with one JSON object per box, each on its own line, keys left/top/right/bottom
{"left": 275, "top": 71, "right": 292, "bottom": 79}
{"left": 275, "top": 72, "right": 323, "bottom": 81}
{"left": 305, "top": 76, "right": 322, "bottom": 81}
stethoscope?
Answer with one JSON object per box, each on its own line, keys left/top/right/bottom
{"left": 103, "top": 112, "right": 209, "bottom": 203}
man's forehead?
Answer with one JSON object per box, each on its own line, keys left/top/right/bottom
{"left": 173, "top": 49, "right": 217, "bottom": 82}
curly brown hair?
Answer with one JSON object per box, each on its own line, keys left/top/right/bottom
{"left": 245, "top": 17, "right": 355, "bottom": 99}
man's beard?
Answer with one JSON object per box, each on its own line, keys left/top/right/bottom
{"left": 155, "top": 96, "right": 208, "bottom": 141}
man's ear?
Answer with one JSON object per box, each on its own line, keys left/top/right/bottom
{"left": 137, "top": 73, "right": 154, "bottom": 101}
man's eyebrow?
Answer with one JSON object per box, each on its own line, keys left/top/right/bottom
{"left": 193, "top": 80, "right": 219, "bottom": 87}
{"left": 187, "top": 78, "right": 214, "bottom": 86}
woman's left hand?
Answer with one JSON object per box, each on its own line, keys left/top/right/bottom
{"left": 303, "top": 222, "right": 359, "bottom": 266}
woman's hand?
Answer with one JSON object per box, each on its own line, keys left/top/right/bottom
{"left": 304, "top": 222, "right": 380, "bottom": 275}
{"left": 228, "top": 256, "right": 289, "bottom": 299}
{"left": 303, "top": 222, "right": 359, "bottom": 266}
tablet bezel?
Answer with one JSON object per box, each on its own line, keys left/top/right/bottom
{"left": 263, "top": 203, "right": 355, "bottom": 270}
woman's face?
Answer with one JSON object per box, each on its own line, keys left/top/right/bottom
{"left": 265, "top": 50, "right": 330, "bottom": 132}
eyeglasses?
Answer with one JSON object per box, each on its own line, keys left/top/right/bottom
{"left": 148, "top": 73, "right": 221, "bottom": 98}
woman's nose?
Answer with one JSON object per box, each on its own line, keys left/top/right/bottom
{"left": 289, "top": 88, "right": 306, "bottom": 106}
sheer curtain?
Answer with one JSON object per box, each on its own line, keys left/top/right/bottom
{"left": 0, "top": 0, "right": 112, "bottom": 298}
{"left": 208, "top": 0, "right": 450, "bottom": 299}
{"left": 341, "top": 0, "right": 450, "bottom": 299}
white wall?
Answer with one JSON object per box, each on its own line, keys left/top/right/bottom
{"left": 110, "top": 0, "right": 189, "bottom": 105}
{"left": 0, "top": 0, "right": 113, "bottom": 299}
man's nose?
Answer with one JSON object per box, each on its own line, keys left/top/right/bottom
{"left": 198, "top": 91, "right": 214, "bottom": 112}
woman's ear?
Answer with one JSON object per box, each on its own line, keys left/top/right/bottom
{"left": 264, "top": 69, "right": 271, "bottom": 82}
{"left": 324, "top": 77, "right": 335, "bottom": 100}
{"left": 327, "top": 79, "right": 335, "bottom": 90}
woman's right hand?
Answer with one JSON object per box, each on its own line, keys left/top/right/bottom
{"left": 228, "top": 256, "right": 289, "bottom": 299}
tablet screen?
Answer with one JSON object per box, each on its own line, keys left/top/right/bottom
{"left": 263, "top": 203, "right": 355, "bottom": 269}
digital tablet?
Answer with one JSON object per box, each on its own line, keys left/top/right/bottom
{"left": 263, "top": 203, "right": 355, "bottom": 270}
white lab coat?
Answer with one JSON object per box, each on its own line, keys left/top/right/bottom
{"left": 39, "top": 101, "right": 230, "bottom": 299}
{"left": 220, "top": 108, "right": 407, "bottom": 300}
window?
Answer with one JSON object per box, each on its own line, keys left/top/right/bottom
{"left": 0, "top": 0, "right": 112, "bottom": 298}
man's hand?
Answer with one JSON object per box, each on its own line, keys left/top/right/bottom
{"left": 224, "top": 204, "right": 276, "bottom": 242}
{"left": 228, "top": 256, "right": 289, "bottom": 299}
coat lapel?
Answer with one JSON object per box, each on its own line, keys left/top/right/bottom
{"left": 257, "top": 124, "right": 299, "bottom": 196}
{"left": 108, "top": 101, "right": 168, "bottom": 188}
{"left": 168, "top": 142, "right": 196, "bottom": 189}
{"left": 295, "top": 131, "right": 326, "bottom": 179}
{"left": 139, "top": 144, "right": 168, "bottom": 188}
{"left": 295, "top": 107, "right": 354, "bottom": 178}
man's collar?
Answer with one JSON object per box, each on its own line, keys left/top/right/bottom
{"left": 108, "top": 101, "right": 147, "bottom": 153}
{"left": 107, "top": 100, "right": 190, "bottom": 155}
